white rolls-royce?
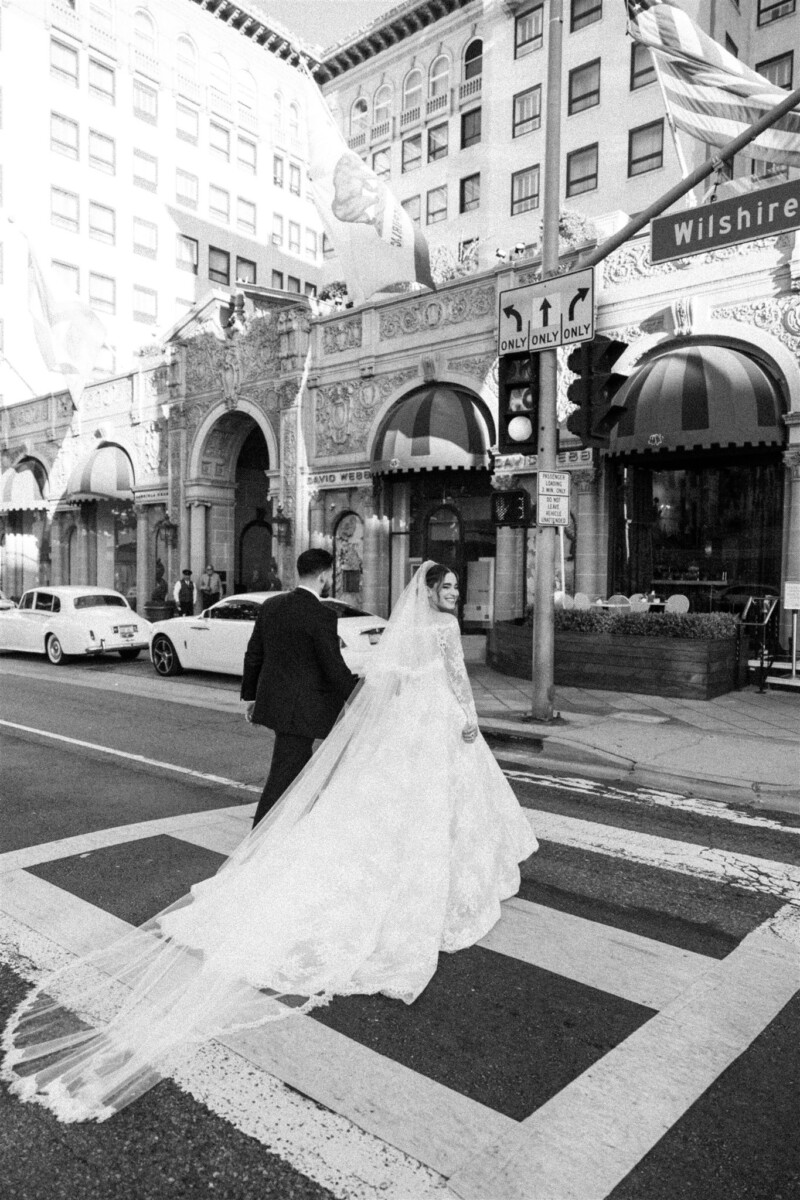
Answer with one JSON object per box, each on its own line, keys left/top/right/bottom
{"left": 0, "top": 586, "right": 152, "bottom": 664}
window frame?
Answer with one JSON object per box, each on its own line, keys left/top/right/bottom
{"left": 464, "top": 39, "right": 483, "bottom": 80}
{"left": 51, "top": 186, "right": 79, "bottom": 232}
{"left": 133, "top": 77, "right": 158, "bottom": 123}
{"left": 89, "top": 270, "right": 116, "bottom": 314}
{"left": 427, "top": 121, "right": 449, "bottom": 162}
{"left": 288, "top": 220, "right": 301, "bottom": 253}
{"left": 50, "top": 112, "right": 79, "bottom": 159}
{"left": 133, "top": 147, "right": 157, "bottom": 190}
{"left": 513, "top": 85, "right": 542, "bottom": 137}
{"left": 88, "top": 200, "right": 115, "bottom": 244}
{"left": 627, "top": 119, "right": 664, "bottom": 177}
{"left": 630, "top": 41, "right": 656, "bottom": 90}
{"left": 209, "top": 121, "right": 231, "bottom": 162}
{"left": 566, "top": 142, "right": 599, "bottom": 196}
{"left": 237, "top": 196, "right": 256, "bottom": 235}
{"left": 755, "top": 50, "right": 794, "bottom": 88}
{"left": 510, "top": 164, "right": 540, "bottom": 215}
{"left": 209, "top": 184, "right": 230, "bottom": 223}
{"left": 426, "top": 184, "right": 447, "bottom": 225}
{"left": 372, "top": 147, "right": 391, "bottom": 179}
{"left": 208, "top": 246, "right": 230, "bottom": 286}
{"left": 133, "top": 217, "right": 158, "bottom": 258}
{"left": 570, "top": 0, "right": 603, "bottom": 32}
{"left": 757, "top": 0, "right": 797, "bottom": 27}
{"left": 235, "top": 256, "right": 256, "bottom": 284}
{"left": 402, "top": 133, "right": 422, "bottom": 173}
{"left": 88, "top": 57, "right": 115, "bottom": 103}
{"left": 459, "top": 172, "right": 480, "bottom": 214}
{"left": 515, "top": 6, "right": 543, "bottom": 58}
{"left": 88, "top": 129, "right": 116, "bottom": 174}
{"left": 460, "top": 107, "right": 481, "bottom": 149}
{"left": 176, "top": 233, "right": 198, "bottom": 273}
{"left": 568, "top": 59, "right": 601, "bottom": 114}
{"left": 51, "top": 38, "right": 78, "bottom": 85}
{"left": 176, "top": 101, "right": 199, "bottom": 142}
{"left": 289, "top": 163, "right": 301, "bottom": 196}
{"left": 403, "top": 68, "right": 423, "bottom": 112}
{"left": 132, "top": 284, "right": 158, "bottom": 323}
{"left": 238, "top": 135, "right": 257, "bottom": 174}
{"left": 176, "top": 167, "right": 198, "bottom": 208}
{"left": 401, "top": 195, "right": 421, "bottom": 227}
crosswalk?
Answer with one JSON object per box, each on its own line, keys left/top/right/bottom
{"left": 2, "top": 762, "right": 799, "bottom": 1200}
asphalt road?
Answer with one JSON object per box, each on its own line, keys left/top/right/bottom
{"left": 1, "top": 653, "right": 799, "bottom": 1200}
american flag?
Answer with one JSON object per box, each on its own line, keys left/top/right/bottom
{"left": 626, "top": 0, "right": 800, "bottom": 167}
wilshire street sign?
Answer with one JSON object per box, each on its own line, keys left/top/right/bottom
{"left": 651, "top": 177, "right": 800, "bottom": 264}
{"left": 498, "top": 267, "right": 594, "bottom": 355}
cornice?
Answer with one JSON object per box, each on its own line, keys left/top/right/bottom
{"left": 187, "top": 0, "right": 319, "bottom": 68}
{"left": 318, "top": 0, "right": 475, "bottom": 81}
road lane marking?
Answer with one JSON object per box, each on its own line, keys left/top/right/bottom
{"left": 0, "top": 718, "right": 260, "bottom": 793}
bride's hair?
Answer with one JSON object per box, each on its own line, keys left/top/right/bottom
{"left": 425, "top": 562, "right": 458, "bottom": 590}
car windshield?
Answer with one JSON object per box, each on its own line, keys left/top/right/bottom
{"left": 73, "top": 595, "right": 129, "bottom": 609}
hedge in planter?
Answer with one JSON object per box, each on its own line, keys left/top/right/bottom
{"left": 487, "top": 610, "right": 743, "bottom": 699}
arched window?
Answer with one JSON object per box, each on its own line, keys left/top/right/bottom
{"left": 403, "top": 68, "right": 422, "bottom": 112}
{"left": 373, "top": 84, "right": 392, "bottom": 125}
{"left": 209, "top": 52, "right": 230, "bottom": 97}
{"left": 429, "top": 55, "right": 450, "bottom": 98}
{"left": 350, "top": 97, "right": 368, "bottom": 137}
{"left": 90, "top": 0, "right": 113, "bottom": 35}
{"left": 238, "top": 69, "right": 257, "bottom": 117}
{"left": 134, "top": 10, "right": 156, "bottom": 56}
{"left": 464, "top": 39, "right": 483, "bottom": 80}
{"left": 176, "top": 35, "right": 197, "bottom": 81}
{"left": 288, "top": 101, "right": 300, "bottom": 141}
{"left": 273, "top": 90, "right": 284, "bottom": 133}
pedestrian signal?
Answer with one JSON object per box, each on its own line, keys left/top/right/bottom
{"left": 491, "top": 489, "right": 531, "bottom": 528}
{"left": 497, "top": 353, "right": 539, "bottom": 456}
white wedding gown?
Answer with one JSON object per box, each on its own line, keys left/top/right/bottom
{"left": 2, "top": 564, "right": 537, "bottom": 1122}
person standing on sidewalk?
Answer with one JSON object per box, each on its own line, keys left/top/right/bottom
{"left": 173, "top": 569, "right": 197, "bottom": 616}
{"left": 199, "top": 564, "right": 222, "bottom": 611}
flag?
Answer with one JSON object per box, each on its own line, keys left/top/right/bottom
{"left": 298, "top": 64, "right": 434, "bottom": 305}
{"left": 626, "top": 0, "right": 800, "bottom": 167}
{"left": 27, "top": 245, "right": 107, "bottom": 402}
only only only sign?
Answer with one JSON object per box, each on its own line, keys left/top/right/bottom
{"left": 498, "top": 267, "right": 594, "bottom": 356}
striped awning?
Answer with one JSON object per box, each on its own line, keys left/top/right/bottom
{"left": 0, "top": 461, "right": 48, "bottom": 512}
{"left": 67, "top": 445, "right": 134, "bottom": 501}
{"left": 372, "top": 386, "right": 491, "bottom": 474}
{"left": 608, "top": 344, "right": 785, "bottom": 457}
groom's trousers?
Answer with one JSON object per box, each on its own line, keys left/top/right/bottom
{"left": 252, "top": 732, "right": 314, "bottom": 827}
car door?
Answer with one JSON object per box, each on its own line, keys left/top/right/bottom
{"left": 202, "top": 599, "right": 263, "bottom": 674}
{"left": 7, "top": 591, "right": 47, "bottom": 652}
{"left": 0, "top": 591, "right": 33, "bottom": 650}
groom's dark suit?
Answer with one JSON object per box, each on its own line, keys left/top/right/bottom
{"left": 242, "top": 587, "right": 359, "bottom": 826}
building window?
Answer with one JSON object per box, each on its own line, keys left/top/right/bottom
{"left": 89, "top": 130, "right": 115, "bottom": 173}
{"left": 515, "top": 6, "right": 543, "bottom": 57}
{"left": 208, "top": 247, "right": 230, "bottom": 285}
{"left": 134, "top": 11, "right": 157, "bottom": 58}
{"left": 238, "top": 136, "right": 257, "bottom": 174}
{"left": 176, "top": 168, "right": 198, "bottom": 207}
{"left": 568, "top": 60, "right": 600, "bottom": 113}
{"left": 459, "top": 173, "right": 480, "bottom": 213}
{"left": 89, "top": 272, "right": 115, "bottom": 314}
{"left": 176, "top": 102, "right": 198, "bottom": 142}
{"left": 289, "top": 221, "right": 301, "bottom": 253}
{"left": 402, "top": 133, "right": 422, "bottom": 173}
{"left": 51, "top": 39, "right": 78, "bottom": 85}
{"left": 51, "top": 112, "right": 79, "bottom": 158}
{"left": 374, "top": 84, "right": 392, "bottom": 125}
{"left": 401, "top": 195, "right": 421, "bottom": 227}
{"left": 372, "top": 147, "right": 391, "bottom": 179}
{"left": 464, "top": 39, "right": 482, "bottom": 80}
{"left": 210, "top": 122, "right": 230, "bottom": 161}
{"left": 511, "top": 164, "right": 540, "bottom": 214}
{"left": 513, "top": 86, "right": 541, "bottom": 137}
{"left": 304, "top": 282, "right": 317, "bottom": 297}
{"left": 273, "top": 155, "right": 284, "bottom": 187}
{"left": 566, "top": 143, "right": 598, "bottom": 194}
{"left": 426, "top": 185, "right": 447, "bottom": 224}
{"left": 176, "top": 233, "right": 198, "bottom": 273}
{"left": 237, "top": 197, "right": 256, "bottom": 234}
{"left": 322, "top": 233, "right": 334, "bottom": 259}
{"left": 133, "top": 217, "right": 158, "bottom": 257}
{"left": 289, "top": 102, "right": 300, "bottom": 142}
{"left": 209, "top": 185, "right": 230, "bottom": 223}
{"left": 235, "top": 256, "right": 256, "bottom": 284}
{"left": 88, "top": 58, "right": 115, "bottom": 103}
{"left": 51, "top": 187, "right": 79, "bottom": 232}
{"left": 239, "top": 71, "right": 258, "bottom": 124}
{"left": 630, "top": 42, "right": 655, "bottom": 90}
{"left": 289, "top": 163, "right": 301, "bottom": 196}
{"left": 209, "top": 52, "right": 230, "bottom": 102}
{"left": 403, "top": 68, "right": 422, "bottom": 112}
{"left": 461, "top": 107, "right": 481, "bottom": 148}
{"left": 628, "top": 119, "right": 663, "bottom": 175}
{"left": 287, "top": 275, "right": 301, "bottom": 293}
{"left": 350, "top": 97, "right": 369, "bottom": 137}
{"left": 176, "top": 35, "right": 197, "bottom": 85}
{"left": 271, "top": 269, "right": 284, "bottom": 289}
{"left": 305, "top": 228, "right": 318, "bottom": 259}
{"left": 571, "top": 0, "right": 602, "bottom": 31}
{"left": 272, "top": 213, "right": 283, "bottom": 246}
{"left": 756, "top": 51, "right": 794, "bottom": 88}
{"left": 88, "top": 201, "right": 115, "bottom": 244}
{"left": 725, "top": 34, "right": 739, "bottom": 57}
{"left": 273, "top": 90, "right": 283, "bottom": 135}
{"left": 52, "top": 261, "right": 80, "bottom": 295}
{"left": 133, "top": 285, "right": 157, "bottom": 323}
{"left": 133, "top": 78, "right": 157, "bottom": 122}
{"left": 428, "top": 122, "right": 448, "bottom": 162}
{"left": 757, "top": 0, "right": 796, "bottom": 26}
{"left": 133, "top": 148, "right": 157, "bottom": 190}
{"left": 429, "top": 55, "right": 450, "bottom": 98}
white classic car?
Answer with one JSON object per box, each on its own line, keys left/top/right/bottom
{"left": 0, "top": 586, "right": 152, "bottom": 664}
{"left": 149, "top": 591, "right": 387, "bottom": 678}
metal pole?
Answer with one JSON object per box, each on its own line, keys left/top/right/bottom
{"left": 530, "top": 0, "right": 563, "bottom": 722}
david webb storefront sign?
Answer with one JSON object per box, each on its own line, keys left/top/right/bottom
{"left": 651, "top": 178, "right": 800, "bottom": 264}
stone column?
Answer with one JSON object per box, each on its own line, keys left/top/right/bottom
{"left": 49, "top": 514, "right": 63, "bottom": 586}
{"left": 135, "top": 505, "right": 149, "bottom": 615}
{"left": 390, "top": 480, "right": 411, "bottom": 610}
{"left": 782, "top": 448, "right": 800, "bottom": 644}
{"left": 189, "top": 502, "right": 208, "bottom": 585}
{"left": 361, "top": 513, "right": 381, "bottom": 615}
{"left": 75, "top": 515, "right": 90, "bottom": 585}
{"left": 308, "top": 490, "right": 326, "bottom": 547}
{"left": 573, "top": 468, "right": 602, "bottom": 599}
{"left": 494, "top": 526, "right": 525, "bottom": 620}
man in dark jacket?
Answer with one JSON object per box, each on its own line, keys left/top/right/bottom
{"left": 242, "top": 548, "right": 359, "bottom": 827}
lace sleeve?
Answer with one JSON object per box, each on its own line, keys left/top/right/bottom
{"left": 435, "top": 618, "right": 478, "bottom": 726}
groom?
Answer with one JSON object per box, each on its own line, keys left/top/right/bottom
{"left": 242, "top": 548, "right": 360, "bottom": 827}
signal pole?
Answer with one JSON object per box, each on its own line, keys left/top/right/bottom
{"left": 530, "top": 0, "right": 564, "bottom": 721}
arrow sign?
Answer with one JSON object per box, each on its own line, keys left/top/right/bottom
{"left": 503, "top": 304, "right": 523, "bottom": 333}
{"left": 568, "top": 288, "right": 589, "bottom": 322}
{"left": 539, "top": 299, "right": 552, "bottom": 327}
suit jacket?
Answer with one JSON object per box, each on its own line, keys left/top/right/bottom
{"left": 241, "top": 588, "right": 359, "bottom": 739}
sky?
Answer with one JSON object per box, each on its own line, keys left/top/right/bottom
{"left": 253, "top": 1, "right": 404, "bottom": 55}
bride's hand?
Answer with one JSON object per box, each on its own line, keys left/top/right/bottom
{"left": 462, "top": 723, "right": 478, "bottom": 743}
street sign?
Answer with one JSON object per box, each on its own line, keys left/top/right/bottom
{"left": 537, "top": 471, "right": 570, "bottom": 526}
{"left": 651, "top": 178, "right": 800, "bottom": 264}
{"left": 498, "top": 267, "right": 594, "bottom": 356}
{"left": 784, "top": 581, "right": 800, "bottom": 610}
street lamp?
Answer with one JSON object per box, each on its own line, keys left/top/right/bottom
{"left": 273, "top": 504, "right": 291, "bottom": 545}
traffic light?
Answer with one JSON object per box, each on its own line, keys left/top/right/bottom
{"left": 565, "top": 335, "right": 628, "bottom": 449}
{"left": 497, "top": 352, "right": 540, "bottom": 456}
{"left": 491, "top": 489, "right": 531, "bottom": 528}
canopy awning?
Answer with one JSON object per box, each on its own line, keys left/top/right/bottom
{"left": 608, "top": 344, "right": 785, "bottom": 457}
{"left": 0, "top": 461, "right": 48, "bottom": 512}
{"left": 372, "top": 386, "right": 491, "bottom": 474}
{"left": 67, "top": 445, "right": 134, "bottom": 501}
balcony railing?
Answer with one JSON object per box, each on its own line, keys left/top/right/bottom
{"left": 50, "top": 0, "right": 80, "bottom": 37}
{"left": 370, "top": 119, "right": 392, "bottom": 144}
{"left": 459, "top": 76, "right": 482, "bottom": 103}
{"left": 88, "top": 21, "right": 115, "bottom": 57}
{"left": 134, "top": 48, "right": 160, "bottom": 82}
{"left": 208, "top": 87, "right": 233, "bottom": 121}
{"left": 348, "top": 130, "right": 367, "bottom": 150}
{"left": 400, "top": 105, "right": 421, "bottom": 130}
{"left": 238, "top": 104, "right": 258, "bottom": 133}
{"left": 426, "top": 93, "right": 450, "bottom": 117}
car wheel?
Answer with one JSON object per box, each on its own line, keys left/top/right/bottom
{"left": 118, "top": 647, "right": 141, "bottom": 661}
{"left": 151, "top": 634, "right": 181, "bottom": 677}
{"left": 46, "top": 635, "right": 66, "bottom": 665}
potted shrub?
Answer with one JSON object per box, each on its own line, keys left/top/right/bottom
{"left": 143, "top": 559, "right": 176, "bottom": 623}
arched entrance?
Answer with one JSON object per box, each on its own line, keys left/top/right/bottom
{"left": 66, "top": 444, "right": 136, "bottom": 595}
{"left": 234, "top": 425, "right": 272, "bottom": 591}
{"left": 0, "top": 458, "right": 49, "bottom": 597}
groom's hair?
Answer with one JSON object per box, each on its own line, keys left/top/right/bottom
{"left": 297, "top": 548, "right": 333, "bottom": 578}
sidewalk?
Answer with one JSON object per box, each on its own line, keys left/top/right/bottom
{"left": 469, "top": 664, "right": 800, "bottom": 815}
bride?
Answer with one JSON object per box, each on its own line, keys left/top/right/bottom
{"left": 2, "top": 562, "right": 537, "bottom": 1122}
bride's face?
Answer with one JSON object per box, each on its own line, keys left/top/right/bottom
{"left": 429, "top": 572, "right": 459, "bottom": 613}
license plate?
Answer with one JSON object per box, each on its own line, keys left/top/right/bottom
{"left": 119, "top": 625, "right": 135, "bottom": 638}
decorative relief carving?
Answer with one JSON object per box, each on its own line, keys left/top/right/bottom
{"left": 378, "top": 285, "right": 494, "bottom": 340}
{"left": 136, "top": 421, "right": 164, "bottom": 476}
{"left": 9, "top": 401, "right": 48, "bottom": 428}
{"left": 82, "top": 377, "right": 133, "bottom": 414}
{"left": 315, "top": 366, "right": 418, "bottom": 457}
{"left": 783, "top": 448, "right": 800, "bottom": 476}
{"left": 323, "top": 316, "right": 363, "bottom": 355}
{"left": 281, "top": 415, "right": 297, "bottom": 519}
{"left": 183, "top": 318, "right": 281, "bottom": 397}
{"left": 572, "top": 469, "right": 598, "bottom": 493}
{"left": 445, "top": 353, "right": 495, "bottom": 382}
{"left": 713, "top": 296, "right": 800, "bottom": 355}
{"left": 601, "top": 234, "right": 792, "bottom": 287}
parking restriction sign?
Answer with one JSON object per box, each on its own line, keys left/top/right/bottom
{"left": 537, "top": 471, "right": 570, "bottom": 526}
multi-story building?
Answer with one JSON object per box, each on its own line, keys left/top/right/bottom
{"left": 0, "top": 0, "right": 325, "bottom": 407}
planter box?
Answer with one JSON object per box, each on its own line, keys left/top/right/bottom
{"left": 144, "top": 601, "right": 176, "bottom": 623}
{"left": 488, "top": 622, "right": 743, "bottom": 700}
